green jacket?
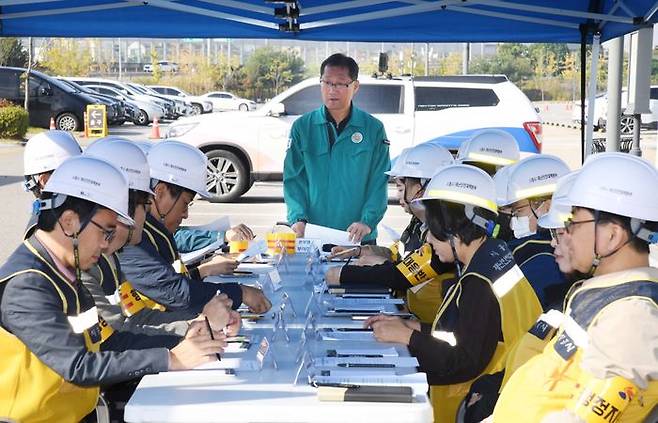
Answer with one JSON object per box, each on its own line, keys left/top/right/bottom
{"left": 283, "top": 105, "right": 390, "bottom": 242}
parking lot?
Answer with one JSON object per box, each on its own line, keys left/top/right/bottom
{"left": 2, "top": 117, "right": 658, "bottom": 263}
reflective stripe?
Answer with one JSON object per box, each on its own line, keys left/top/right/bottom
{"left": 426, "top": 189, "right": 497, "bottom": 213}
{"left": 67, "top": 306, "right": 99, "bottom": 333}
{"left": 432, "top": 330, "right": 457, "bottom": 346}
{"left": 466, "top": 152, "right": 516, "bottom": 166}
{"left": 515, "top": 183, "right": 557, "bottom": 200}
{"left": 492, "top": 265, "right": 524, "bottom": 297}
{"left": 562, "top": 313, "right": 589, "bottom": 348}
{"left": 106, "top": 293, "right": 120, "bottom": 305}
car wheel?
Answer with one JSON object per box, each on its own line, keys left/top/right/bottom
{"left": 620, "top": 116, "right": 634, "bottom": 134}
{"left": 238, "top": 103, "right": 249, "bottom": 112}
{"left": 191, "top": 103, "right": 203, "bottom": 115}
{"left": 205, "top": 149, "right": 248, "bottom": 203}
{"left": 136, "top": 110, "right": 150, "bottom": 126}
{"left": 56, "top": 113, "right": 79, "bottom": 132}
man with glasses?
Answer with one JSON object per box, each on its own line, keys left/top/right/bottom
{"left": 504, "top": 155, "right": 570, "bottom": 311}
{"left": 81, "top": 139, "right": 237, "bottom": 339}
{"left": 494, "top": 152, "right": 658, "bottom": 422}
{"left": 284, "top": 53, "right": 390, "bottom": 244}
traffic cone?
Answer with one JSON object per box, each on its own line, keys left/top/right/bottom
{"left": 49, "top": 117, "right": 56, "bottom": 130}
{"left": 149, "top": 117, "right": 161, "bottom": 139}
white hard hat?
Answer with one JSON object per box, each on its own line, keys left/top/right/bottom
{"left": 506, "top": 154, "right": 570, "bottom": 204}
{"left": 538, "top": 171, "right": 579, "bottom": 229}
{"left": 132, "top": 140, "right": 155, "bottom": 155}
{"left": 395, "top": 143, "right": 455, "bottom": 181}
{"left": 148, "top": 140, "right": 211, "bottom": 199}
{"left": 416, "top": 164, "right": 498, "bottom": 215}
{"left": 456, "top": 129, "right": 520, "bottom": 166}
{"left": 493, "top": 165, "right": 514, "bottom": 207}
{"left": 41, "top": 156, "right": 133, "bottom": 225}
{"left": 23, "top": 130, "right": 81, "bottom": 176}
{"left": 84, "top": 138, "right": 153, "bottom": 195}
{"left": 385, "top": 148, "right": 409, "bottom": 177}
{"left": 568, "top": 152, "right": 658, "bottom": 223}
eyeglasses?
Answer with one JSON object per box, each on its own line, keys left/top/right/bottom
{"left": 89, "top": 219, "right": 116, "bottom": 242}
{"left": 320, "top": 79, "right": 354, "bottom": 90}
{"left": 564, "top": 218, "right": 595, "bottom": 234}
{"left": 549, "top": 228, "right": 566, "bottom": 243}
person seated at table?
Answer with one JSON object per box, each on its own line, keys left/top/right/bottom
{"left": 119, "top": 141, "right": 271, "bottom": 315}
{"left": 82, "top": 138, "right": 241, "bottom": 338}
{"left": 325, "top": 143, "right": 456, "bottom": 323}
{"left": 0, "top": 156, "right": 226, "bottom": 422}
{"left": 363, "top": 164, "right": 542, "bottom": 422}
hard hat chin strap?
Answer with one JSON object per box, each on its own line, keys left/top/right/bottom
{"left": 56, "top": 204, "right": 98, "bottom": 283}
{"left": 588, "top": 210, "right": 637, "bottom": 277}
{"left": 448, "top": 236, "right": 463, "bottom": 278}
{"left": 153, "top": 189, "right": 182, "bottom": 223}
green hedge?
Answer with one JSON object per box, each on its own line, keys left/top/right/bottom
{"left": 0, "top": 105, "right": 29, "bottom": 139}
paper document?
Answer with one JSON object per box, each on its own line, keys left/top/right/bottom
{"left": 236, "top": 240, "right": 268, "bottom": 262}
{"left": 327, "top": 297, "right": 405, "bottom": 307}
{"left": 304, "top": 224, "right": 357, "bottom": 246}
{"left": 180, "top": 239, "right": 224, "bottom": 265}
{"left": 312, "top": 372, "right": 429, "bottom": 396}
{"left": 186, "top": 216, "right": 232, "bottom": 233}
{"left": 314, "top": 357, "right": 418, "bottom": 368}
{"left": 379, "top": 224, "right": 401, "bottom": 242}
{"left": 332, "top": 347, "right": 399, "bottom": 357}
{"left": 319, "top": 330, "right": 376, "bottom": 342}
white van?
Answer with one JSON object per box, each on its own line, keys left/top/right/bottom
{"left": 166, "top": 75, "right": 542, "bottom": 202}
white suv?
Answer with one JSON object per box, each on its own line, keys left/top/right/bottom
{"left": 201, "top": 91, "right": 256, "bottom": 112}
{"left": 167, "top": 75, "right": 542, "bottom": 202}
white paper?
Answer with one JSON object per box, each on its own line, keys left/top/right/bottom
{"left": 187, "top": 216, "right": 232, "bottom": 233}
{"left": 236, "top": 240, "right": 268, "bottom": 262}
{"left": 296, "top": 238, "right": 323, "bottom": 254}
{"left": 311, "top": 372, "right": 429, "bottom": 396}
{"left": 180, "top": 239, "right": 224, "bottom": 265}
{"left": 332, "top": 347, "right": 399, "bottom": 357}
{"left": 313, "top": 356, "right": 419, "bottom": 367}
{"left": 327, "top": 297, "right": 405, "bottom": 307}
{"left": 304, "top": 224, "right": 357, "bottom": 246}
{"left": 379, "top": 224, "right": 401, "bottom": 242}
{"left": 408, "top": 279, "right": 431, "bottom": 294}
{"left": 319, "top": 330, "right": 376, "bottom": 342}
{"left": 194, "top": 357, "right": 260, "bottom": 371}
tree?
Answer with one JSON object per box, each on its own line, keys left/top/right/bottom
{"left": 469, "top": 43, "right": 534, "bottom": 83}
{"left": 39, "top": 39, "right": 91, "bottom": 76}
{"left": 561, "top": 52, "right": 579, "bottom": 102}
{"left": 0, "top": 38, "right": 28, "bottom": 67}
{"left": 532, "top": 49, "right": 558, "bottom": 101}
{"left": 243, "top": 47, "right": 305, "bottom": 100}
{"left": 437, "top": 52, "right": 462, "bottom": 75}
{"left": 150, "top": 49, "right": 162, "bottom": 83}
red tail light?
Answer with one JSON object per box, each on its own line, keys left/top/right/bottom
{"left": 523, "top": 121, "right": 543, "bottom": 153}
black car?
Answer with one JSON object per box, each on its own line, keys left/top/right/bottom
{"left": 57, "top": 78, "right": 124, "bottom": 125}
{"left": 0, "top": 67, "right": 98, "bottom": 131}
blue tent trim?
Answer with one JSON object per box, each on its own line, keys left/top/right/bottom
{"left": 1, "top": 1, "right": 656, "bottom": 42}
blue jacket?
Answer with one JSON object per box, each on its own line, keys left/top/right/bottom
{"left": 119, "top": 214, "right": 242, "bottom": 313}
{"left": 508, "top": 232, "right": 567, "bottom": 310}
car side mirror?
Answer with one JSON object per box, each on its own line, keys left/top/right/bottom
{"left": 39, "top": 85, "right": 53, "bottom": 96}
{"left": 270, "top": 103, "right": 285, "bottom": 116}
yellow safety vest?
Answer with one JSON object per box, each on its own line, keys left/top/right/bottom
{"left": 493, "top": 271, "right": 658, "bottom": 422}
{"left": 0, "top": 240, "right": 113, "bottom": 422}
{"left": 428, "top": 243, "right": 542, "bottom": 422}
{"left": 100, "top": 254, "right": 166, "bottom": 316}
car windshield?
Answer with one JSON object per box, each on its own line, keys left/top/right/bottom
{"left": 57, "top": 79, "right": 83, "bottom": 93}
{"left": 129, "top": 84, "right": 148, "bottom": 94}
{"left": 142, "top": 86, "right": 161, "bottom": 95}
{"left": 32, "top": 72, "right": 76, "bottom": 94}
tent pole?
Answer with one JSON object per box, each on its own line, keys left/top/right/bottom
{"left": 580, "top": 26, "right": 587, "bottom": 163}
{"left": 585, "top": 33, "right": 600, "bottom": 159}
{"left": 605, "top": 36, "right": 623, "bottom": 152}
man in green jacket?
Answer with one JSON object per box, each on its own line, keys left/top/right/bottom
{"left": 284, "top": 53, "right": 390, "bottom": 244}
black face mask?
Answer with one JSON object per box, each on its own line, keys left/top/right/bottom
{"left": 494, "top": 212, "right": 514, "bottom": 242}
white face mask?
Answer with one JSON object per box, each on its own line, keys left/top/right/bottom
{"left": 511, "top": 215, "right": 536, "bottom": 239}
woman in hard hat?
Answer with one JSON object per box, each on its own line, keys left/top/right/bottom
{"left": 22, "top": 130, "right": 82, "bottom": 239}
{"left": 504, "top": 154, "right": 571, "bottom": 311}
{"left": 118, "top": 141, "right": 272, "bottom": 315}
{"left": 81, "top": 139, "right": 239, "bottom": 338}
{"left": 494, "top": 152, "right": 658, "bottom": 422}
{"left": 461, "top": 171, "right": 580, "bottom": 422}
{"left": 0, "top": 156, "right": 226, "bottom": 422}
{"left": 364, "top": 164, "right": 542, "bottom": 422}
{"left": 325, "top": 143, "right": 456, "bottom": 322}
